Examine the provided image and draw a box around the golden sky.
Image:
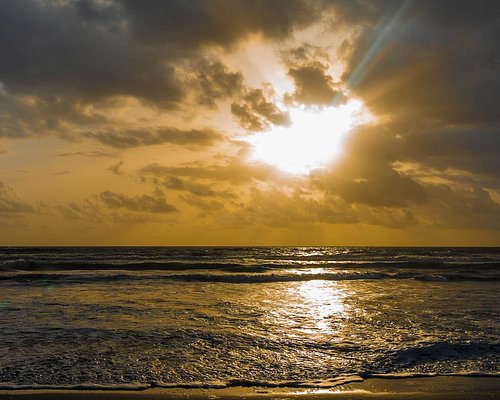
[0,0,499,245]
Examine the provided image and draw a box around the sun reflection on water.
[269,280,347,338]
[297,280,346,335]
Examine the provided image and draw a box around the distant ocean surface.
[0,247,499,390]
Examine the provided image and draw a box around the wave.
[0,271,500,285]
[1,270,499,284]
[389,341,500,365]
[0,259,270,272]
[1,258,500,273]
[166,272,500,283]
[1,372,499,391]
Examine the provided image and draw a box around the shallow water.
[0,247,499,387]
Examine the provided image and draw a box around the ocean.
[0,247,498,390]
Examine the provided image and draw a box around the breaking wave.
[1,372,499,391]
[1,270,499,284]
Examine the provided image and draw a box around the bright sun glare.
[245,99,371,174]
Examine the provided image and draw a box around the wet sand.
[0,377,499,400]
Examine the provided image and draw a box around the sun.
[244,99,371,174]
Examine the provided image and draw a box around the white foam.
[0,383,151,390]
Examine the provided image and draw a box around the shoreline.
[1,377,499,400]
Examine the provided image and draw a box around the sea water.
[0,247,499,389]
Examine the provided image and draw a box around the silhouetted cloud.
[283,44,346,106]
[286,63,345,106]
[231,87,290,131]
[194,60,244,108]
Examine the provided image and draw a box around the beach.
[1,377,499,399]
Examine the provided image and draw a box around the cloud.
[0,182,33,215]
[0,0,182,107]
[292,0,500,234]
[0,0,323,145]
[283,44,346,106]
[140,156,281,185]
[120,0,320,49]
[108,161,124,176]
[231,86,290,131]
[85,127,223,148]
[327,0,400,26]
[415,185,500,231]
[194,60,244,108]
[182,195,226,214]
[163,176,218,197]
[313,170,426,208]
[99,189,177,213]
[341,0,500,125]
[0,91,111,140]
[58,150,115,158]
[0,0,320,109]
[215,187,418,230]
[394,126,500,183]
[56,199,103,222]
[308,119,500,231]
[286,63,345,106]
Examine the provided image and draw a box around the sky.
[0,0,499,246]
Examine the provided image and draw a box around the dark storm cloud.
[120,0,320,49]
[231,87,290,131]
[0,0,320,108]
[85,128,223,149]
[341,0,500,125]
[326,0,401,26]
[0,0,182,107]
[99,190,177,213]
